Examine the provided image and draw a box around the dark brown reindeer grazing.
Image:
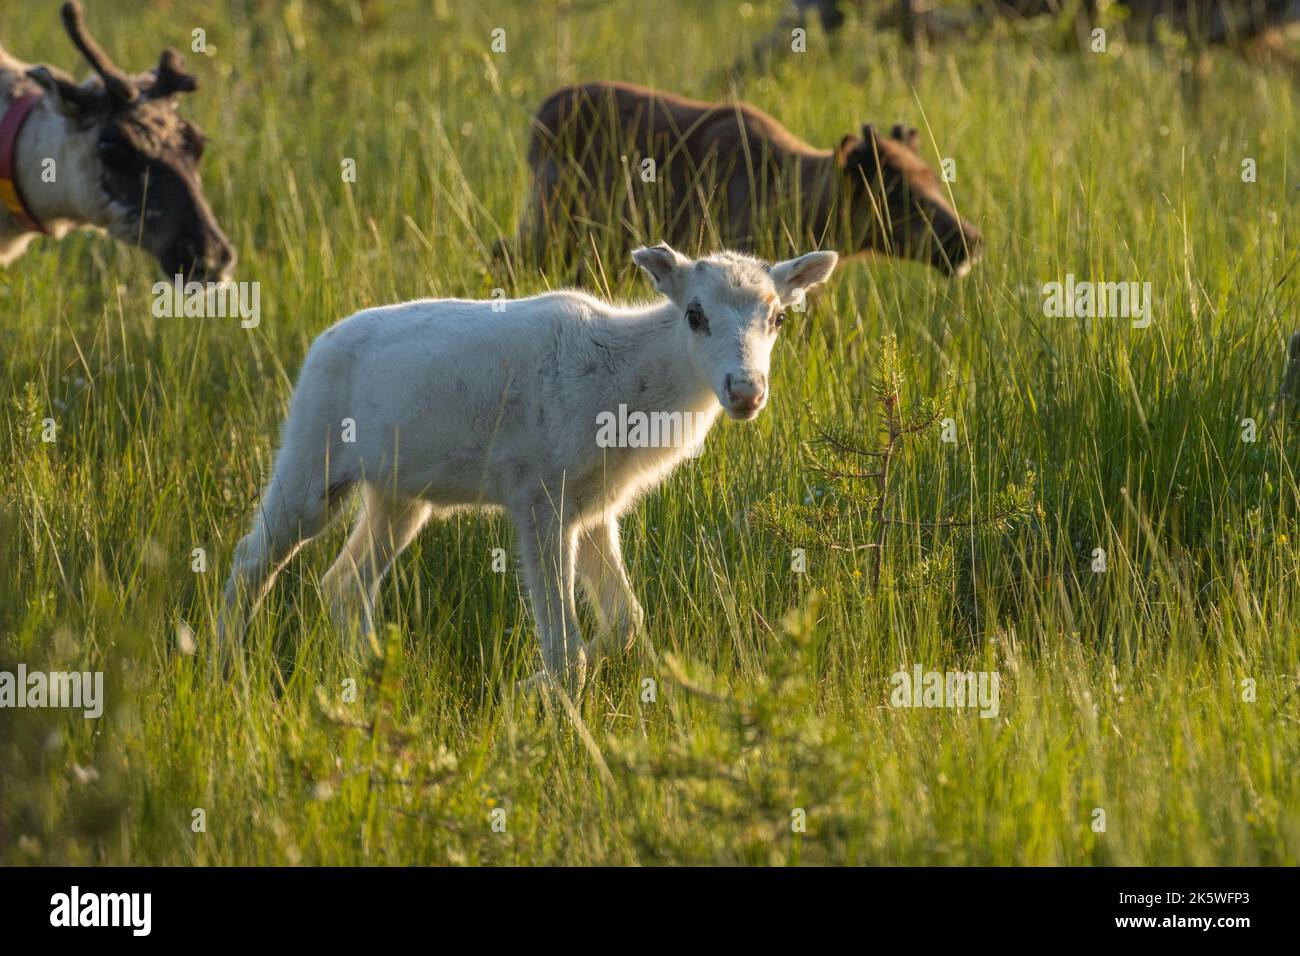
[0,2,234,281]
[515,81,981,280]
[1271,331,1300,425]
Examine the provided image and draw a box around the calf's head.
[632,243,838,420]
[835,123,981,277]
[24,2,234,281]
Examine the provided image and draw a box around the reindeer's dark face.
[835,124,982,276]
[25,2,234,283]
[94,103,232,282]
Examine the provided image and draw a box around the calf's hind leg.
[321,486,434,643]
[220,466,348,643]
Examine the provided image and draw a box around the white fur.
[0,48,117,266]
[221,244,837,689]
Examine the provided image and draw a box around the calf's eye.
[685,302,709,334]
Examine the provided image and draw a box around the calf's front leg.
[511,499,588,691]
[576,515,645,664]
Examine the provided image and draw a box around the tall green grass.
[1,0,1297,864]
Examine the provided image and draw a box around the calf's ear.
[771,251,839,306]
[27,66,102,121]
[632,243,692,300]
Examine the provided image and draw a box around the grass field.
[2,0,1299,865]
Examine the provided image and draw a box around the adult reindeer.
[516,82,981,281]
[0,2,234,280]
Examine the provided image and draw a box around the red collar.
[0,94,49,235]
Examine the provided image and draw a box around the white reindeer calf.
[221,243,837,688]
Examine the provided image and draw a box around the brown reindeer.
[0,2,234,281]
[515,81,981,280]
[1271,331,1300,424]
[887,1,1300,66]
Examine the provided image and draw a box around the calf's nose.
[725,373,767,412]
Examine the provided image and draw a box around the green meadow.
[2,0,1298,865]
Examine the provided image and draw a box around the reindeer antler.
[61,1,138,104]
[148,48,199,99]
